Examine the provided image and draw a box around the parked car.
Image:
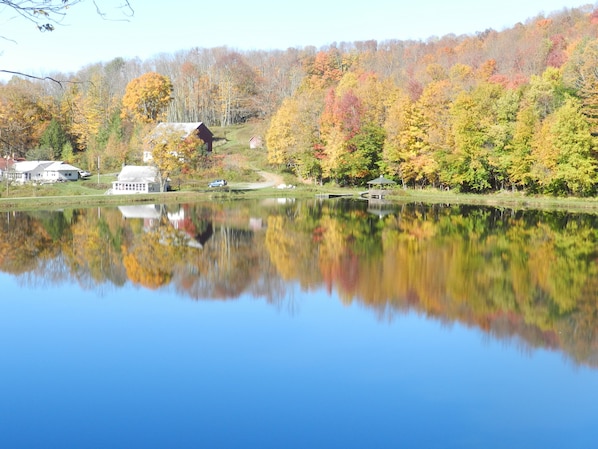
[208,179,227,188]
[79,170,92,179]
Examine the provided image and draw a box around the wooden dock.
[315,193,355,199]
[359,189,388,199]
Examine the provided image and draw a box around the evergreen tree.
[40,119,69,160]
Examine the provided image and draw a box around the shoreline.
[2,187,598,213]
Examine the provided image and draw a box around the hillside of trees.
[3,4,598,195]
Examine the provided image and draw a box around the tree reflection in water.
[2,199,598,367]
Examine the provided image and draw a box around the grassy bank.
[0,182,317,212]
[4,181,598,214]
[386,188,598,213]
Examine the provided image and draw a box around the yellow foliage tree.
[266,97,298,165]
[145,128,201,191]
[121,72,173,124]
[62,76,104,151]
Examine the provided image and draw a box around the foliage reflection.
[2,199,598,367]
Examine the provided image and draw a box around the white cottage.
[7,161,49,183]
[43,162,80,182]
[111,165,163,194]
[6,161,81,183]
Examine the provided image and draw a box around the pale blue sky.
[0,0,594,79]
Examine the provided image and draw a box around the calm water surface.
[1,199,597,448]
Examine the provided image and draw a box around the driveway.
[232,170,284,190]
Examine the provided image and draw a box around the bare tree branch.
[0,69,93,87]
[1,1,135,79]
[0,1,134,32]
[93,0,134,21]
[1,0,84,31]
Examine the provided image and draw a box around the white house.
[43,162,80,182]
[6,161,48,183]
[5,161,81,184]
[111,165,164,194]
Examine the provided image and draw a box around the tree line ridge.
[2,4,598,195]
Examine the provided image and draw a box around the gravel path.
[232,170,285,190]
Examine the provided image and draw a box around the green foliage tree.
[61,141,74,164]
[508,104,538,191]
[344,123,385,184]
[443,90,492,191]
[530,97,598,196]
[40,118,69,160]
[486,87,520,190]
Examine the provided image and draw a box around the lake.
[1,198,598,448]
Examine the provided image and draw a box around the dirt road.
[233,170,285,190]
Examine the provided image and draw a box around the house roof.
[45,162,80,172]
[12,161,81,173]
[152,122,209,139]
[12,161,53,172]
[117,165,159,182]
[118,205,161,219]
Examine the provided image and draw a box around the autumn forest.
[3,5,598,195]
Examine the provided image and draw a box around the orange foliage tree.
[121,72,173,124]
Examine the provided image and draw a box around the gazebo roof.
[367,175,396,186]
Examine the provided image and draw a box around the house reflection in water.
[118,205,162,231]
[167,208,213,249]
[118,204,214,248]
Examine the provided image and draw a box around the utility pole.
[3,155,9,197]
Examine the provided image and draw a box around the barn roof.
[150,122,213,140]
[155,122,204,136]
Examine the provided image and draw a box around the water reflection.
[2,199,598,367]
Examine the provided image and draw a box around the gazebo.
[366,175,396,199]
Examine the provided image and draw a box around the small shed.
[249,136,263,149]
[366,175,396,199]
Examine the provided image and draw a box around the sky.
[0,0,595,80]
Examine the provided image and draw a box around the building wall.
[111,181,161,194]
[44,170,78,181]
